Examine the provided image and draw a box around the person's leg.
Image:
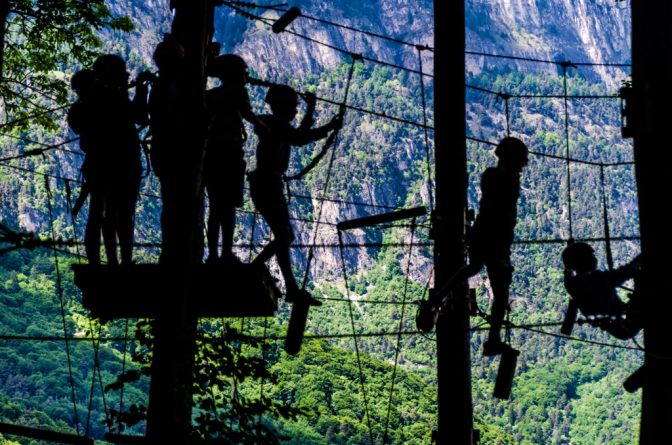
[85,192,103,264]
[115,175,139,266]
[206,184,222,262]
[483,260,513,355]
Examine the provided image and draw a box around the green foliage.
[1,0,133,131]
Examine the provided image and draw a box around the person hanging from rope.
[249,84,342,306]
[203,54,267,264]
[417,136,529,356]
[78,55,144,265]
[562,242,642,340]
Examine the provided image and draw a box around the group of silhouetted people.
[69,41,642,337]
[416,136,643,357]
[69,37,341,306]
[68,55,144,266]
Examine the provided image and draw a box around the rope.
[417,47,434,212]
[382,218,417,443]
[600,165,615,271]
[465,50,632,68]
[0,103,70,130]
[337,230,375,445]
[0,137,80,162]
[300,55,359,291]
[562,64,574,240]
[117,319,130,433]
[44,177,82,435]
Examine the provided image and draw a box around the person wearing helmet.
[417,136,529,356]
[562,242,641,338]
[248,83,342,306]
[204,54,266,264]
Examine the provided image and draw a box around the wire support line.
[285,190,406,211]
[0,137,81,162]
[0,331,427,343]
[467,136,635,167]
[316,296,421,306]
[513,235,640,245]
[225,3,433,78]
[309,94,433,130]
[512,324,643,351]
[465,50,632,68]
[0,132,84,156]
[466,84,620,100]
[337,230,375,445]
[241,2,435,51]
[383,219,417,443]
[0,104,70,130]
[44,177,82,436]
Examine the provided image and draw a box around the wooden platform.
[72,262,280,320]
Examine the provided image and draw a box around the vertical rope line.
[504,97,511,137]
[301,56,359,290]
[382,218,417,443]
[417,47,434,212]
[44,176,81,435]
[562,65,574,239]
[117,319,130,433]
[337,230,375,445]
[256,316,269,432]
[64,178,109,435]
[600,165,614,271]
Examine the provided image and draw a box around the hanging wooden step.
[72,262,280,320]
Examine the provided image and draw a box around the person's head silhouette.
[562,242,597,273]
[207,54,248,86]
[495,136,529,171]
[265,84,298,121]
[154,39,185,75]
[93,54,129,90]
[71,69,96,99]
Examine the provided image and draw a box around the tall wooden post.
[145,1,210,443]
[630,3,672,443]
[433,1,473,444]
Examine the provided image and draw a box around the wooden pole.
[433,0,473,443]
[630,3,672,443]
[145,1,210,443]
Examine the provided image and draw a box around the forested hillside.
[0,1,641,444]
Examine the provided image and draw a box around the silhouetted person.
[249,84,341,306]
[562,242,642,339]
[204,54,265,264]
[417,137,529,356]
[68,69,96,218]
[139,38,188,263]
[83,54,143,265]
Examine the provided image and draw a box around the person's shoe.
[416,300,439,332]
[483,339,509,357]
[286,289,322,307]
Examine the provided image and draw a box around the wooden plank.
[72,262,280,320]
